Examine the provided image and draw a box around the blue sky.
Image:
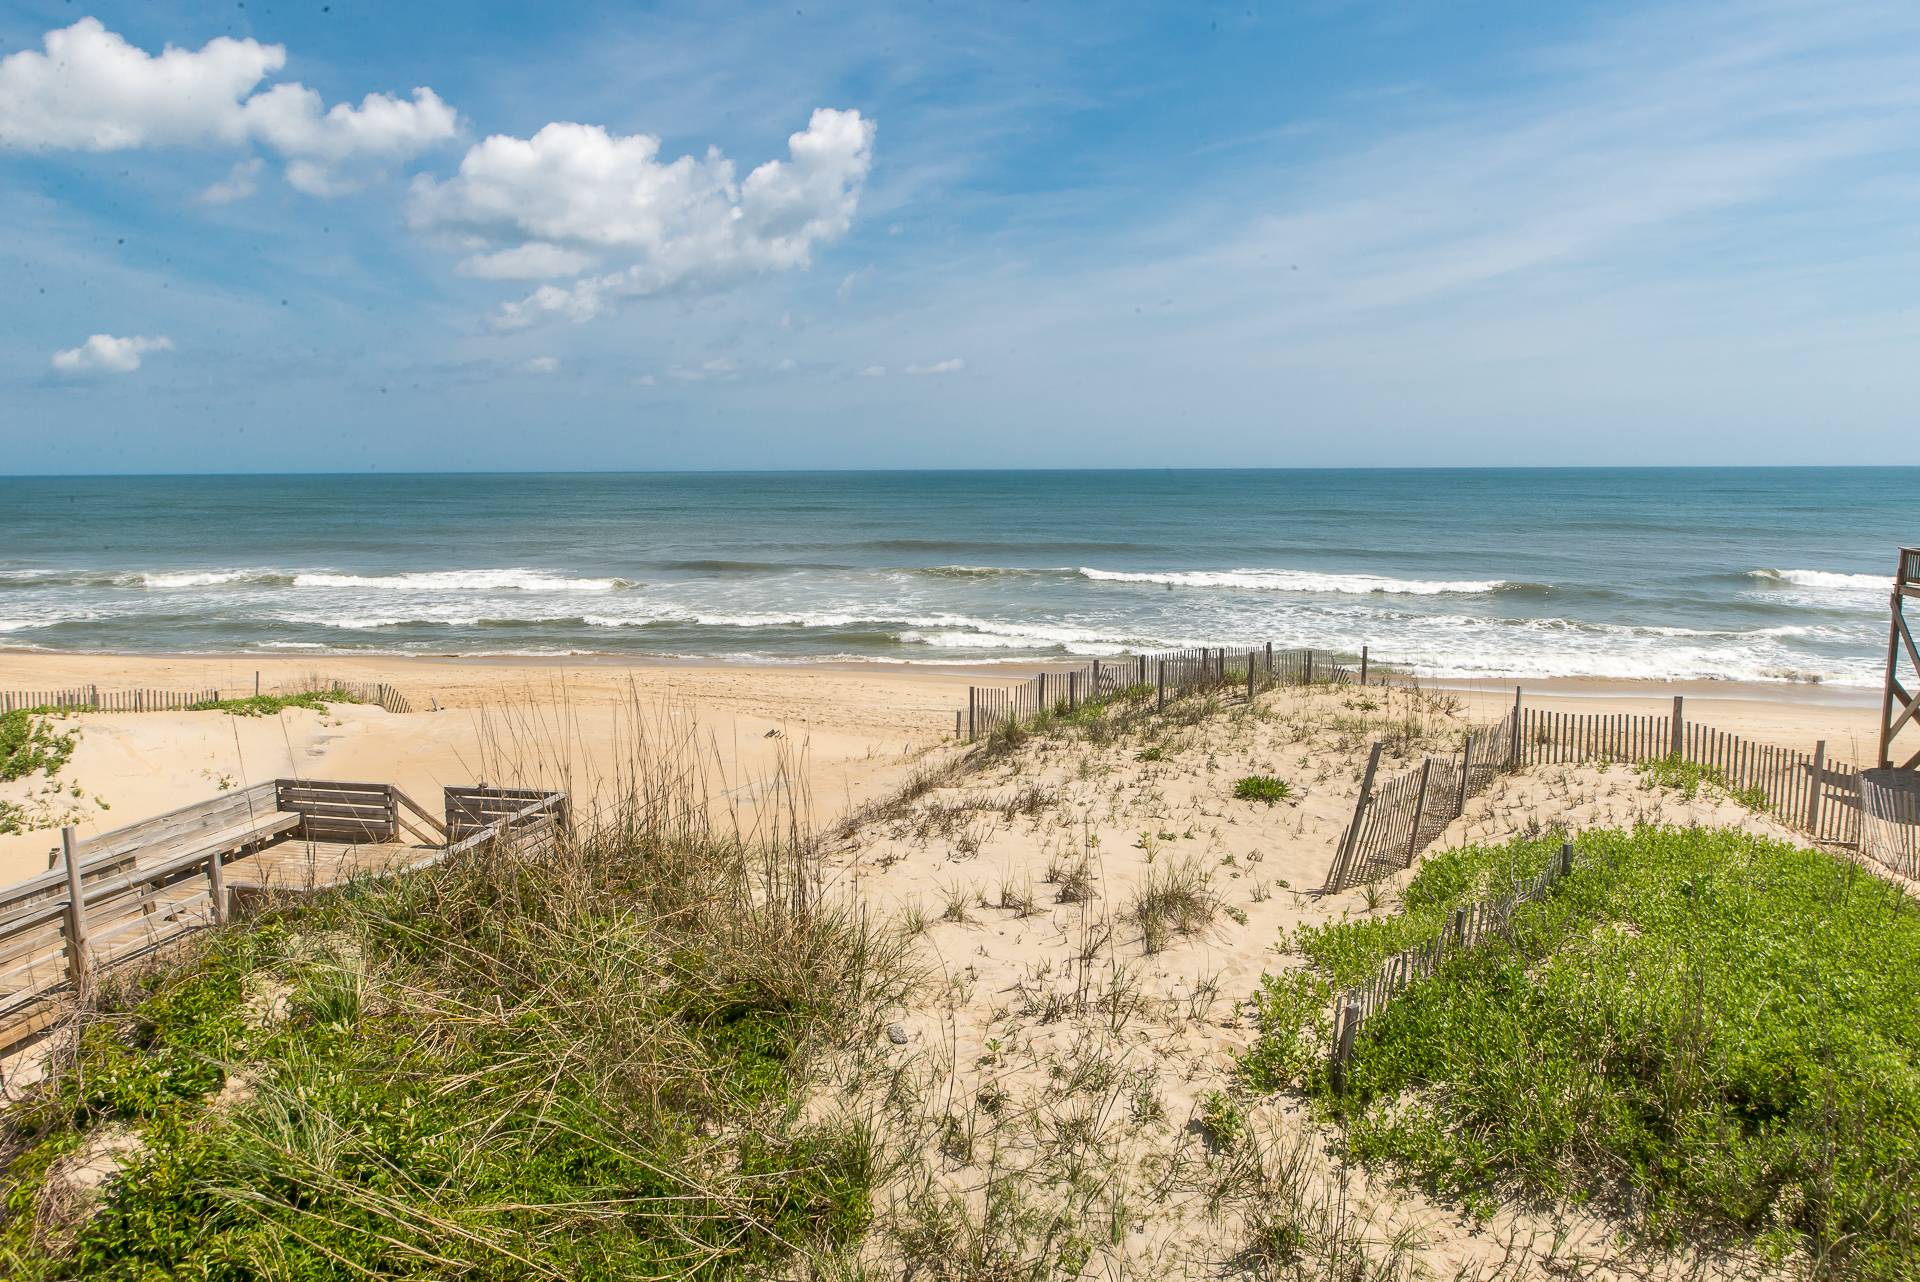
[3,0,1918,473]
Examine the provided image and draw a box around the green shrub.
[1243,827,1920,1278]
[186,688,361,717]
[0,708,76,781]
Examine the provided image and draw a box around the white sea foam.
[140,570,281,588]
[291,569,630,592]
[1077,567,1511,595]
[1745,568,1888,595]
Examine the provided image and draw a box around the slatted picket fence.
[0,687,219,713]
[1860,768,1920,880]
[0,678,410,716]
[964,643,1362,741]
[1328,841,1580,1089]
[1324,691,1867,892]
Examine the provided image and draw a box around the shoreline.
[0,644,1883,707]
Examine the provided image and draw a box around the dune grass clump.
[0,721,907,1280]
[1242,827,1920,1279]
[1125,854,1219,953]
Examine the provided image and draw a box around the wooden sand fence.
[1,687,219,714]
[1860,768,1920,880]
[1328,840,1581,1091]
[1,677,410,716]
[964,643,1364,741]
[1323,691,1865,893]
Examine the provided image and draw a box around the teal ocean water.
[1,469,1912,687]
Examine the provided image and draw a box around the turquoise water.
[1,469,1913,686]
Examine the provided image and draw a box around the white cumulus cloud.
[410,108,875,327]
[199,157,262,204]
[858,364,886,378]
[523,355,560,374]
[51,333,174,374]
[0,19,455,195]
[905,357,965,375]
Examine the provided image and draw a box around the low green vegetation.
[1231,774,1292,805]
[185,687,361,717]
[1242,827,1920,1279]
[0,760,905,1279]
[1,709,77,782]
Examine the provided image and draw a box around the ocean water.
[1,469,1912,687]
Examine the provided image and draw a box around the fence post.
[1670,696,1685,757]
[1404,758,1433,865]
[1331,998,1361,1093]
[1559,840,1574,877]
[1091,659,1101,696]
[1330,742,1385,891]
[968,688,977,741]
[60,826,92,999]
[1246,652,1256,703]
[1068,670,1078,710]
[1157,661,1166,712]
[1359,645,1369,686]
[1456,731,1474,817]
[1806,740,1826,833]
[1038,672,1047,712]
[1509,687,1523,768]
[1451,907,1467,945]
[1265,640,1273,673]
[1306,649,1315,684]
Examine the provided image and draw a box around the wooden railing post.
[1559,840,1574,877]
[208,850,228,925]
[1306,649,1315,684]
[60,826,93,998]
[1246,651,1256,702]
[1670,696,1685,757]
[1359,645,1369,686]
[1157,660,1166,712]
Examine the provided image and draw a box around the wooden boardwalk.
[0,779,564,1060]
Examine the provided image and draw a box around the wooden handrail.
[443,794,564,858]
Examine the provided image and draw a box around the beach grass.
[0,716,909,1279]
[1241,827,1920,1279]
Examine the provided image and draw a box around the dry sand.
[0,652,1001,883]
[828,679,1823,1278]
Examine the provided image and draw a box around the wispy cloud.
[51,333,173,374]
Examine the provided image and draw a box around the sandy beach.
[0,652,993,884]
[0,648,1884,886]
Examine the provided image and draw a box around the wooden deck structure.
[1879,547,1920,771]
[0,779,564,1057]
